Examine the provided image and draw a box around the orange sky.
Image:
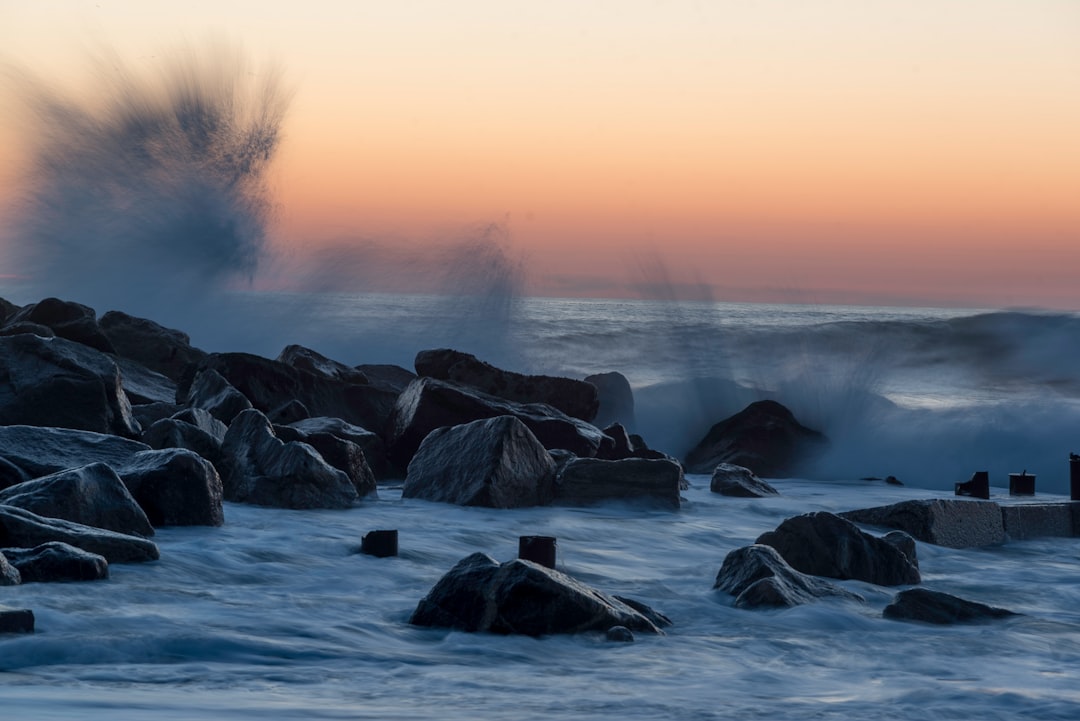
[2,1,1079,308]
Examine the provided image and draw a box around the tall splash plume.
[4,42,290,325]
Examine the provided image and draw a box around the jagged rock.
[181,368,253,424]
[0,504,159,563]
[356,364,416,394]
[756,511,920,586]
[114,449,224,527]
[275,424,376,499]
[0,334,140,437]
[684,400,825,476]
[267,399,310,424]
[410,552,664,636]
[882,531,918,565]
[415,348,599,422]
[0,551,19,585]
[0,321,54,338]
[710,463,779,497]
[131,402,184,429]
[142,418,225,472]
[179,352,399,436]
[0,463,153,537]
[9,297,114,353]
[599,422,633,460]
[277,344,368,384]
[840,499,1006,549]
[220,409,357,509]
[0,297,21,324]
[387,377,607,467]
[1,542,108,582]
[585,371,636,430]
[0,607,34,633]
[113,356,177,405]
[714,544,864,609]
[0,425,149,480]
[554,457,682,509]
[287,416,389,480]
[404,416,555,508]
[884,588,1017,625]
[99,310,206,382]
[0,458,30,492]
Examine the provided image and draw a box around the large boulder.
[287,416,389,480]
[275,424,376,499]
[684,400,825,476]
[114,449,224,527]
[554,457,682,509]
[884,588,1017,625]
[387,377,607,467]
[0,426,149,480]
[410,552,664,636]
[0,334,140,437]
[0,458,30,492]
[277,344,369,384]
[8,297,114,353]
[0,463,154,537]
[113,356,177,405]
[99,310,207,382]
[415,348,599,422]
[0,504,159,563]
[1,542,109,582]
[710,463,779,497]
[404,416,555,508]
[179,352,399,436]
[0,551,19,585]
[841,499,1006,549]
[714,544,864,609]
[756,511,921,586]
[141,407,228,471]
[219,409,357,509]
[181,368,253,424]
[585,371,636,430]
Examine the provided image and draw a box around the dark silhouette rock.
[287,416,390,480]
[882,531,918,565]
[0,504,159,563]
[181,368,253,424]
[598,422,633,460]
[585,371,636,430]
[0,426,149,479]
[404,416,556,508]
[275,424,376,499]
[142,418,225,472]
[0,463,153,537]
[684,400,825,476]
[884,588,1017,625]
[0,297,21,325]
[955,470,990,500]
[99,310,206,382]
[266,399,310,424]
[220,409,357,509]
[113,356,177,405]
[0,457,30,492]
[554,457,682,509]
[840,499,1006,549]
[355,364,416,394]
[0,334,140,437]
[0,321,54,338]
[415,348,599,422]
[1,542,108,582]
[114,449,224,527]
[131,402,184,429]
[410,552,664,636]
[710,463,779,497]
[171,407,228,442]
[756,511,920,586]
[714,544,864,609]
[0,607,34,633]
[0,551,19,585]
[606,626,635,642]
[387,377,606,467]
[277,344,368,384]
[9,297,114,353]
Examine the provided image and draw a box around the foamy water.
[4,479,1080,720]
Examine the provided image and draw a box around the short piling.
[1009,471,1035,496]
[956,471,990,500]
[518,535,557,569]
[360,529,398,558]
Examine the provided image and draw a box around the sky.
[1,0,1079,309]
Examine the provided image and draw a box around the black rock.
[554,457,682,509]
[131,402,185,429]
[710,463,779,497]
[0,606,34,634]
[113,356,177,405]
[276,344,369,384]
[181,368,253,424]
[355,364,416,394]
[275,424,376,499]
[884,588,1017,625]
[114,449,224,527]
[1,542,109,582]
[585,371,636,431]
[9,297,114,353]
[0,551,19,585]
[0,504,159,563]
[287,416,390,480]
[684,400,825,476]
[99,310,207,382]
[606,626,635,642]
[0,425,149,479]
[142,417,225,472]
[714,544,864,609]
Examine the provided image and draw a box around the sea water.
[3,294,1080,719]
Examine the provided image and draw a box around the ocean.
[3,293,1080,719]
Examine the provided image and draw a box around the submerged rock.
[714,544,863,609]
[710,463,779,497]
[884,588,1017,625]
[0,606,34,634]
[1,542,109,583]
[410,552,664,636]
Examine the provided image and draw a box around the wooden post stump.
[518,535,557,569]
[360,529,398,558]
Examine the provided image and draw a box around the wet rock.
[113,356,177,405]
[9,297,114,353]
[287,416,390,480]
[181,368,253,424]
[606,626,635,642]
[710,463,779,497]
[142,417,225,472]
[355,364,416,394]
[840,499,1006,549]
[410,552,664,636]
[387,377,606,467]
[714,544,864,609]
[598,422,633,460]
[267,399,310,425]
[277,344,368,384]
[0,426,149,479]
[415,348,599,422]
[114,449,224,527]
[684,400,825,476]
[585,371,636,430]
[98,310,207,382]
[0,463,153,537]
[275,424,376,499]
[1,542,108,582]
[131,402,184,429]
[0,321,54,338]
[220,409,357,509]
[0,458,30,492]
[0,607,34,634]
[0,334,140,437]
[756,511,920,586]
[884,588,1017,625]
[554,457,682,509]
[0,551,19,585]
[404,416,555,508]
[0,504,159,563]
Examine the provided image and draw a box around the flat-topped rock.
[841,498,1006,548]
[1000,503,1077,541]
[1,542,109,582]
[554,457,682,509]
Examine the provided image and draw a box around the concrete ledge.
[1000,503,1076,541]
[842,499,1006,549]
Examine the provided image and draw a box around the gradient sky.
[2,1,1079,308]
